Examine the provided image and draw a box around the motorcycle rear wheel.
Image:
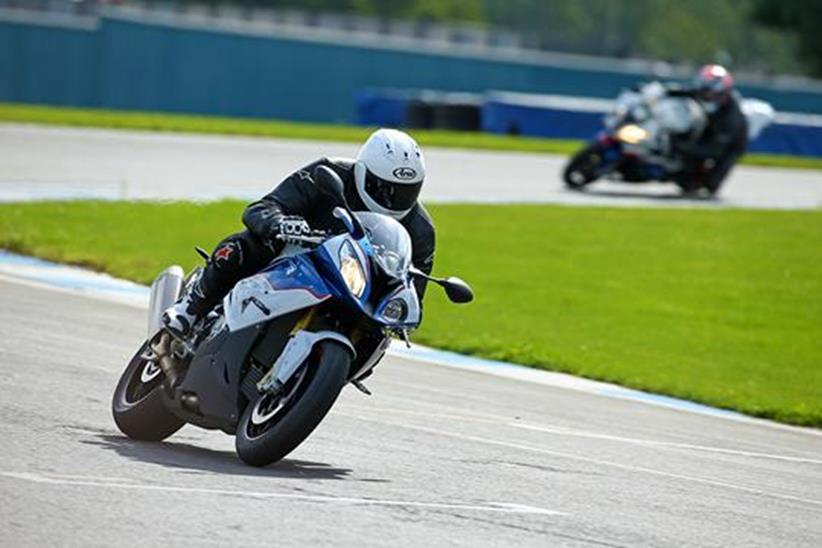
[235,340,350,467]
[112,342,185,441]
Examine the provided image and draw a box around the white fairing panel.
[224,274,329,332]
[269,330,356,386]
[653,97,704,134]
[378,284,420,326]
[741,99,775,140]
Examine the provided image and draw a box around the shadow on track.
[84,434,385,482]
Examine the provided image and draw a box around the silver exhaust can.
[147,265,185,338]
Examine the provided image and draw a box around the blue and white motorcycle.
[112,167,473,466]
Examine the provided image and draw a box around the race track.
[1,124,821,208]
[1,277,820,547]
[1,123,821,546]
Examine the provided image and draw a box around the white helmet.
[354,129,425,219]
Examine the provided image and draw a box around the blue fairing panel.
[260,254,333,299]
[224,255,332,332]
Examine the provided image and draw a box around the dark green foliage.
[753,0,822,76]
[179,0,816,76]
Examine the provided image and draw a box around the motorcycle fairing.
[224,255,332,332]
[374,282,420,328]
[312,233,373,306]
[260,329,356,392]
[175,324,260,432]
[350,336,392,382]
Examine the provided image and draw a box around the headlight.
[339,242,366,297]
[382,298,408,323]
[616,124,649,144]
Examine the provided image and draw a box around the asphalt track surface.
[1,277,821,547]
[2,124,822,208]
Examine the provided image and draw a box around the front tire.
[112,342,185,441]
[563,144,606,190]
[235,341,350,467]
[703,177,724,197]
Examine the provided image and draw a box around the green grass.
[1,200,820,426]
[0,102,579,156]
[2,102,821,170]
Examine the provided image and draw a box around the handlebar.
[274,230,329,247]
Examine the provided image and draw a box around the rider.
[162,128,435,338]
[666,64,748,193]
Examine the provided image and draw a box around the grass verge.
[2,102,821,170]
[1,200,820,426]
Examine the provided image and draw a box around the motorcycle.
[112,166,474,467]
[563,82,774,195]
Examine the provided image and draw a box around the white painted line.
[511,423,822,465]
[339,412,822,508]
[340,404,822,465]
[0,471,565,516]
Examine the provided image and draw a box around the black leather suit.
[667,89,749,191]
[194,158,436,315]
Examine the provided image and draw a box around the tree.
[753,0,822,76]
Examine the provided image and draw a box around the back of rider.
[663,88,748,190]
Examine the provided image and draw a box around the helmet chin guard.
[354,129,425,219]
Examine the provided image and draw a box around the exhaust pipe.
[147,265,185,339]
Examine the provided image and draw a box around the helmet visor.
[694,72,729,103]
[364,171,422,212]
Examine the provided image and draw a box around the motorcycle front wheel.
[235,340,350,467]
[112,342,185,441]
[563,144,607,190]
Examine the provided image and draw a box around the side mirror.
[409,268,475,304]
[314,165,365,238]
[332,207,357,235]
[313,165,348,208]
[440,277,474,304]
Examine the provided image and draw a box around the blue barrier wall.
[3,12,822,124]
[0,18,99,107]
[480,99,822,157]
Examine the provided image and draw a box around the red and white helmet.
[354,129,426,219]
[694,64,734,112]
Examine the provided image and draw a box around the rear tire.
[235,341,350,467]
[563,144,605,190]
[112,342,185,441]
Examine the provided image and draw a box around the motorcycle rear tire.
[112,342,185,441]
[235,340,350,467]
